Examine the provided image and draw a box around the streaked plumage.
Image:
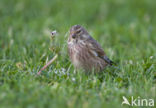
[68,25,114,72]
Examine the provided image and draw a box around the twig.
[37,54,58,75]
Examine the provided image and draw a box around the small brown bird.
[68,25,114,72]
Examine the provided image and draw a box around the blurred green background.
[0,0,156,108]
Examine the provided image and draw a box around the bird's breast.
[69,43,86,68]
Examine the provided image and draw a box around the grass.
[0,0,156,108]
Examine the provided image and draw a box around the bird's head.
[69,25,89,41]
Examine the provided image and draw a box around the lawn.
[0,0,156,108]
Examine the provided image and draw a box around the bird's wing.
[86,36,114,65]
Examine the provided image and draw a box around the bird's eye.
[76,30,81,34]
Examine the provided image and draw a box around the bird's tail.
[103,55,116,66]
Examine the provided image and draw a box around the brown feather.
[68,25,114,72]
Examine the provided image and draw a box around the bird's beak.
[71,34,76,38]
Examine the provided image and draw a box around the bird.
[122,96,130,105]
[67,25,114,72]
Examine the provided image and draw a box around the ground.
[0,0,156,108]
